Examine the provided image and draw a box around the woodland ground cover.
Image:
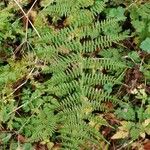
[0,0,150,149]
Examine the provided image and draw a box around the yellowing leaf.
[142,119,150,127]
[145,126,150,135]
[47,142,54,149]
[41,0,54,7]
[140,132,145,139]
[111,130,128,139]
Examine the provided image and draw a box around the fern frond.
[60,92,81,107]
[82,34,127,52]
[79,18,125,39]
[59,120,101,149]
[84,86,119,103]
[90,1,106,15]
[53,80,79,96]
[1,0,129,148]
[83,58,126,70]
[29,109,57,142]
[84,73,117,86]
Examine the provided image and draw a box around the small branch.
[117,140,133,150]
[13,0,41,38]
[125,0,138,10]
[27,0,38,15]
[25,16,29,41]
[8,96,38,115]
[25,0,38,40]
[3,67,35,101]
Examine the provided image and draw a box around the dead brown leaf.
[17,134,26,143]
[144,140,150,150]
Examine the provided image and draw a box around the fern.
[27,0,129,148]
[0,0,129,149]
[29,108,57,142]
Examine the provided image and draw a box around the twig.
[125,0,138,10]
[13,0,41,38]
[25,16,29,41]
[117,140,133,150]
[27,0,38,15]
[8,95,38,115]
[13,40,26,54]
[25,0,38,40]
[3,67,35,101]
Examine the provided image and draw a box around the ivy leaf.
[140,38,150,53]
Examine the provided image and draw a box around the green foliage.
[140,37,150,53]
[130,2,150,42]
[0,2,25,55]
[114,87,150,141]
[0,0,150,149]
[115,103,136,121]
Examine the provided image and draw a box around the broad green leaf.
[140,38,150,53]
[108,7,126,19]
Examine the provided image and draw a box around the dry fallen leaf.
[144,140,150,150]
[111,130,128,139]
[17,134,26,143]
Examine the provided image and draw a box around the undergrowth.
[0,0,150,150]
